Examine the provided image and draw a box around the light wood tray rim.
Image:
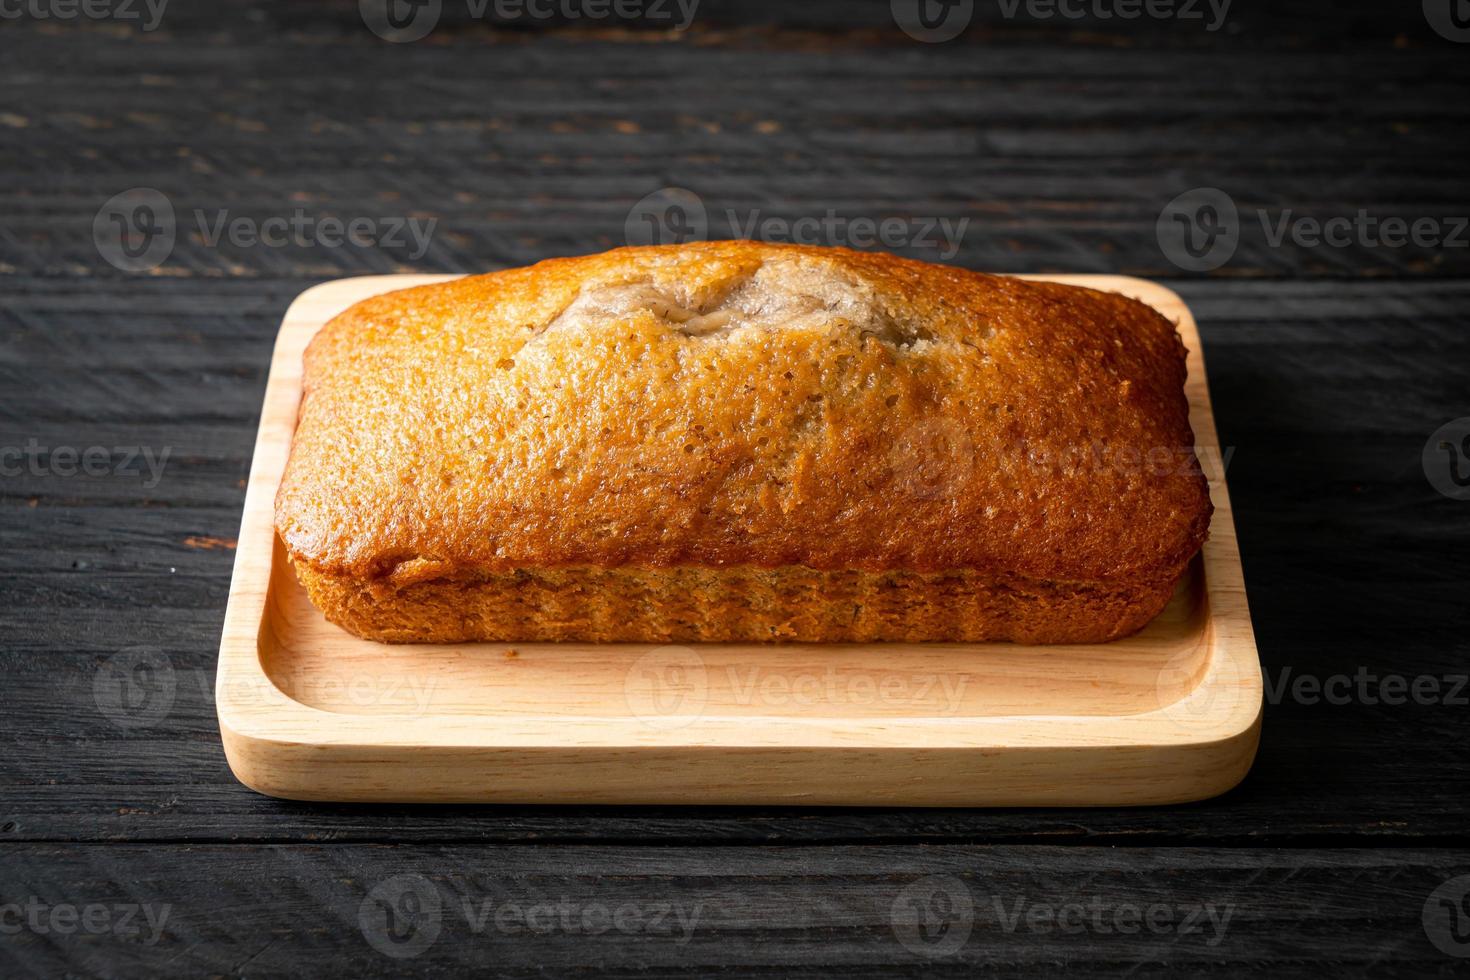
[216,272,1262,805]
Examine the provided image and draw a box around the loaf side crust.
[294,561,1183,645]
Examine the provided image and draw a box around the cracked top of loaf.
[275,242,1210,587]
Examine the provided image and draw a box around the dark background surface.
[3,0,1469,975]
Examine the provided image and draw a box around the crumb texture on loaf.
[275,242,1210,642]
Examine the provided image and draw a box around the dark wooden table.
[3,1,1468,975]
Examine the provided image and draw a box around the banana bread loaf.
[275,242,1211,644]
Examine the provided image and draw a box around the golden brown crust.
[275,242,1211,643]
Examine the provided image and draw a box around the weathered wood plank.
[0,1,1467,971]
[1,845,1466,977]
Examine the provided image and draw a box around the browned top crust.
[276,242,1210,588]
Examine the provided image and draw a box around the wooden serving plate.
[217,273,1261,806]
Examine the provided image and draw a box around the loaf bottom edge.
[291,563,1182,646]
